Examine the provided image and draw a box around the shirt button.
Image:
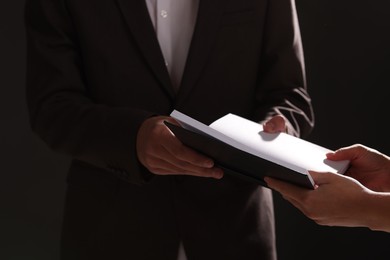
[160,10,168,18]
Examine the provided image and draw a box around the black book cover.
[164,121,315,189]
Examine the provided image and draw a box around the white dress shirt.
[145,1,199,259]
[145,0,199,91]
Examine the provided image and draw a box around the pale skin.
[136,114,287,179]
[265,144,390,233]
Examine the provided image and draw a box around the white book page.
[170,110,251,150]
[210,114,349,174]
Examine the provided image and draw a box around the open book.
[164,110,350,189]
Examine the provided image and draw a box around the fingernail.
[204,160,214,168]
[214,169,223,179]
[267,122,275,131]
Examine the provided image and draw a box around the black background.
[1,1,389,259]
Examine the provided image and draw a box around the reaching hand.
[265,143,390,231]
[265,171,376,228]
[327,144,390,192]
[136,116,224,179]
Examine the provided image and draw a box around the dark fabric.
[24,0,314,259]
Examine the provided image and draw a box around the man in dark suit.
[25,0,314,259]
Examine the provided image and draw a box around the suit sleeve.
[254,0,314,138]
[24,0,153,185]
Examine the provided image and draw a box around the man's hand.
[263,115,287,133]
[136,116,224,179]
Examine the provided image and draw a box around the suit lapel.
[176,0,227,105]
[116,0,175,99]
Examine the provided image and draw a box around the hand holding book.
[136,115,223,179]
[165,110,350,189]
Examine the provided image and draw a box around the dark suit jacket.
[25,0,314,259]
